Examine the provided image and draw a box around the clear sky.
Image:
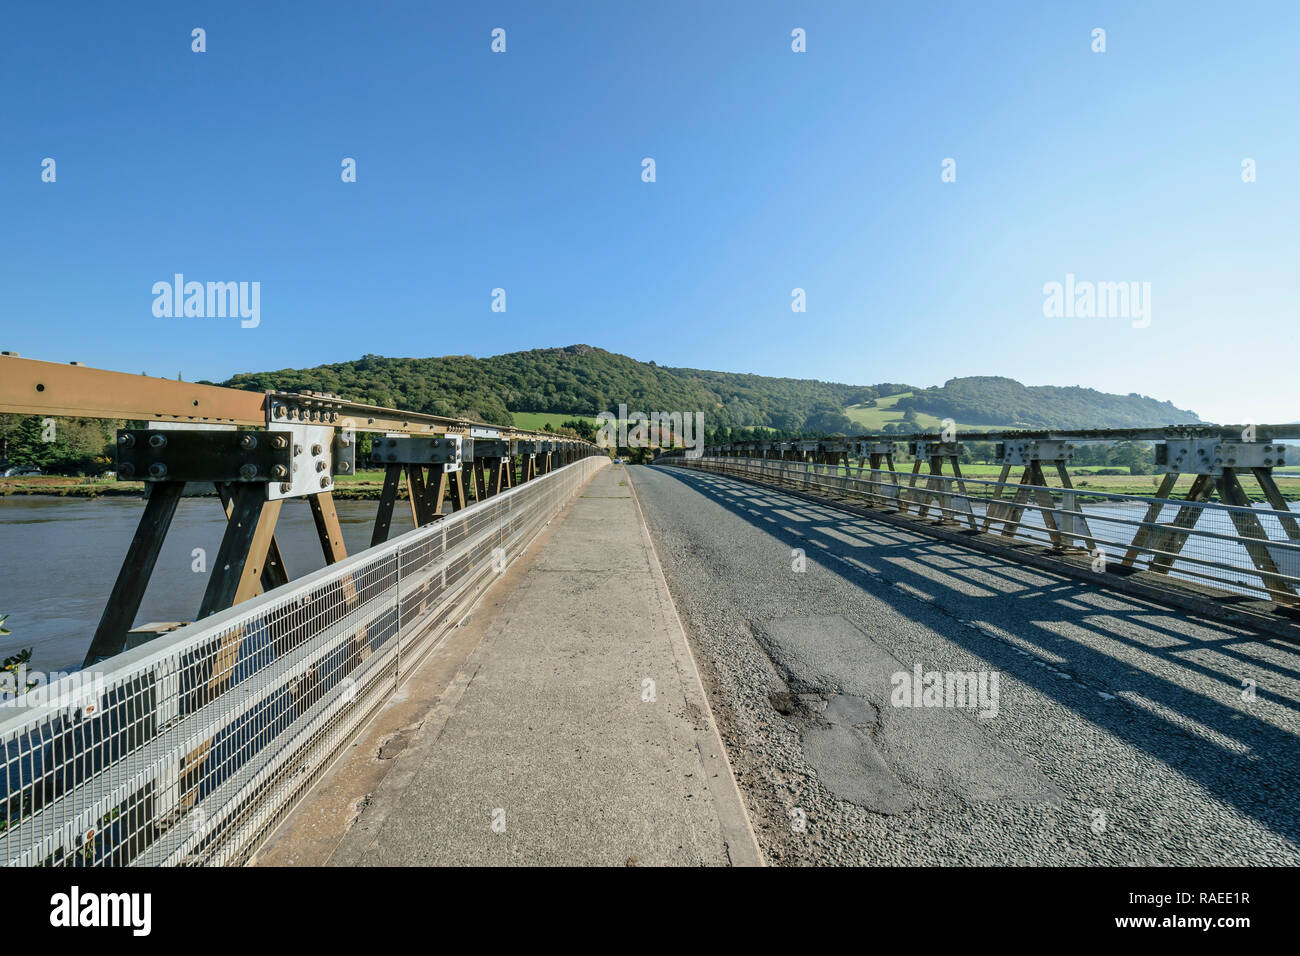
[1,1,1296,424]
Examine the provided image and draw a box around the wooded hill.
[217,346,1202,434]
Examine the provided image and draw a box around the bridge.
[1,354,1297,866]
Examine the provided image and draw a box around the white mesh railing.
[0,455,607,867]
[665,456,1300,607]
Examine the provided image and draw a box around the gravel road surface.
[629,464,1300,865]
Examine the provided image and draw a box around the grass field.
[843,392,1015,434]
[507,410,599,432]
[812,462,1300,501]
[0,475,131,497]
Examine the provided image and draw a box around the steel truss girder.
[1157,439,1289,476]
[997,440,1076,466]
[0,355,600,452]
[115,424,352,499]
[370,435,463,471]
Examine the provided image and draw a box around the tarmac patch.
[760,614,1063,811]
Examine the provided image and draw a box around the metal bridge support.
[812,441,850,476]
[84,422,355,668]
[854,441,903,507]
[904,441,977,529]
[982,440,1094,552]
[369,434,466,544]
[537,441,555,476]
[84,479,186,666]
[517,441,540,483]
[472,438,511,501]
[1124,440,1298,604]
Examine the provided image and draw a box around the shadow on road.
[646,464,1300,848]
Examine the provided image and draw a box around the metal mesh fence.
[667,457,1300,606]
[0,455,607,867]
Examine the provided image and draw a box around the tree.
[561,418,596,442]
[1,615,37,701]
[0,415,116,474]
[803,403,855,435]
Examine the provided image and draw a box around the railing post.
[395,547,403,681]
[1060,489,1076,551]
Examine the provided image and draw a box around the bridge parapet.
[666,455,1300,616]
[0,455,609,868]
[0,355,602,668]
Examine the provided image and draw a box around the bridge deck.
[259,464,761,866]
[630,464,1300,866]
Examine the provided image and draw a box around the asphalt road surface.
[629,464,1300,866]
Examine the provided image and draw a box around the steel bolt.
[272,464,288,478]
[315,460,327,472]
[293,444,303,457]
[148,433,168,449]
[239,464,258,480]
[148,462,168,479]
[280,482,291,493]
[319,476,330,489]
[119,433,136,448]
[118,462,135,478]
[239,434,257,450]
[339,462,351,473]
[311,443,323,456]
[270,435,288,449]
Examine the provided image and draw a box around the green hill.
[843,392,1022,434]
[894,376,1200,430]
[218,346,1201,435]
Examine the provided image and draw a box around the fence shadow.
[648,464,1300,848]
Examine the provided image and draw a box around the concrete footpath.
[326,464,763,866]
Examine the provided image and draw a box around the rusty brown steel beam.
[0,354,597,445]
[0,355,265,424]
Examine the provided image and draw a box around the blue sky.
[1,1,1296,424]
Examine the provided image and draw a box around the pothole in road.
[377,729,414,761]
[768,686,915,816]
[759,615,1063,814]
[768,690,827,720]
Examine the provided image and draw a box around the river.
[0,495,415,672]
